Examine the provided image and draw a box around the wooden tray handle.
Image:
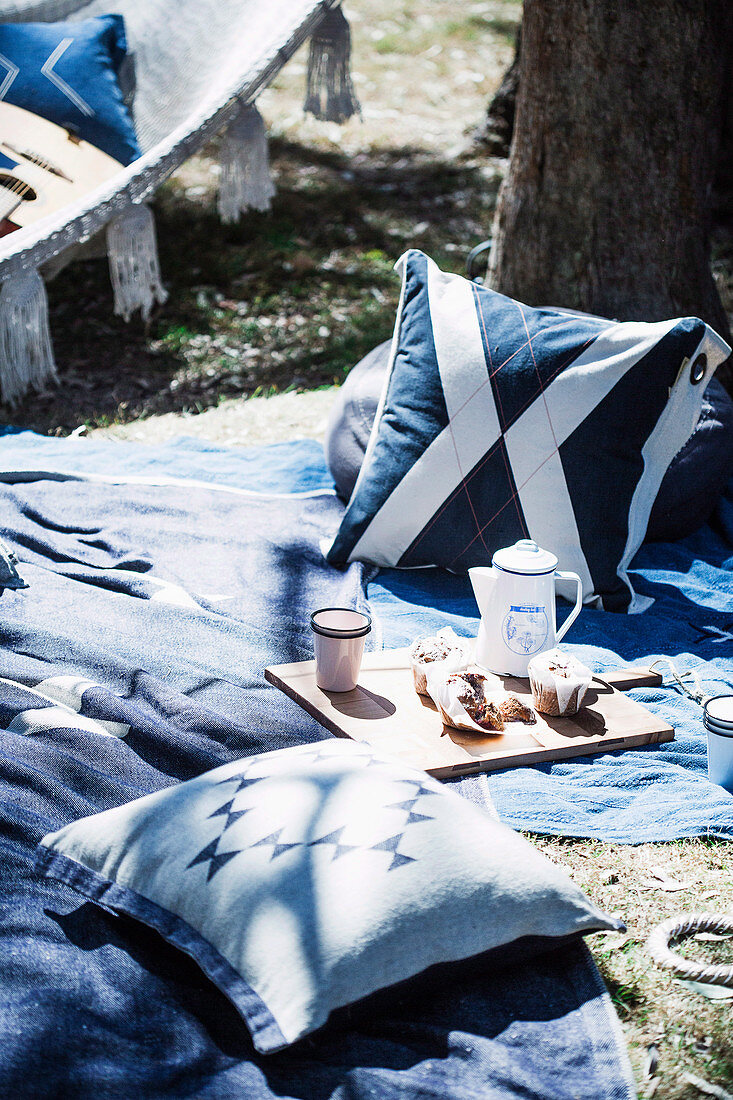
[598,667,663,691]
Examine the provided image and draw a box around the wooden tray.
[265,651,674,779]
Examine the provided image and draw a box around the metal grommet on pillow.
[691,353,707,384]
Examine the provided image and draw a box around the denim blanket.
[369,492,733,843]
[0,430,634,1100]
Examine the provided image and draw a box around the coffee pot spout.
[468,566,498,618]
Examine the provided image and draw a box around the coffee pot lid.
[492,539,558,575]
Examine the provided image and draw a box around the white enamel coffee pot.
[468,540,583,678]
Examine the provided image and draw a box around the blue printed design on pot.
[502,605,548,656]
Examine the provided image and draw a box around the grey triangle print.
[187,758,442,883]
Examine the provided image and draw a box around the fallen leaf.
[640,879,690,892]
[641,866,692,892]
[675,979,733,1001]
[599,932,631,952]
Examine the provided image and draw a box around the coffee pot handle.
[554,570,583,642]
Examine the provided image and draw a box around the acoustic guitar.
[0,102,124,237]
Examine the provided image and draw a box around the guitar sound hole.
[0,174,36,201]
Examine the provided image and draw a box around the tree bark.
[713,27,733,228]
[487,0,731,345]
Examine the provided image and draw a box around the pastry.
[453,672,506,732]
[410,627,469,695]
[431,671,505,733]
[527,648,593,716]
[430,671,539,735]
[497,693,537,725]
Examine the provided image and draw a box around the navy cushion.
[647,377,733,541]
[325,340,392,503]
[0,16,139,165]
[326,250,732,611]
[326,345,733,543]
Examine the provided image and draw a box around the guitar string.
[0,174,35,198]
[0,142,75,213]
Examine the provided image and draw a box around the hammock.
[0,0,360,404]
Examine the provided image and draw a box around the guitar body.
[0,102,124,234]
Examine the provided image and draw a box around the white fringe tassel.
[0,268,57,407]
[106,203,168,322]
[219,102,275,222]
[304,5,361,123]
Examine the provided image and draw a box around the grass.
[1,0,732,1094]
[3,139,499,434]
[533,836,733,1096]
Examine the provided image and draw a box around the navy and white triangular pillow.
[327,250,731,611]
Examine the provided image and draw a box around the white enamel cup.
[311,608,372,692]
[703,695,733,793]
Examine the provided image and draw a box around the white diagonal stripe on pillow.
[426,258,500,441]
[542,319,679,445]
[348,427,469,567]
[504,407,594,601]
[349,265,500,567]
[505,318,681,602]
[617,323,731,612]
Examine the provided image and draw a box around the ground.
[2,1,732,1096]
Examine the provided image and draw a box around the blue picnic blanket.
[0,427,731,845]
[0,430,634,1100]
[369,494,733,843]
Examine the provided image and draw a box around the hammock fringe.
[106,204,168,323]
[0,268,57,407]
[219,101,276,222]
[304,5,361,123]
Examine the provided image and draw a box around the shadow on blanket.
[33,896,618,1100]
[0,434,639,1098]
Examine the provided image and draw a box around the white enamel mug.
[704,695,733,793]
[311,608,372,692]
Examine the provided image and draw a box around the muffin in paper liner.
[527,648,593,717]
[428,670,537,735]
[409,627,470,695]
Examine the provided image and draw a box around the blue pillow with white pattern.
[327,250,731,612]
[37,739,619,1053]
[0,16,139,165]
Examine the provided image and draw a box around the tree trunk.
[713,26,733,228]
[487,0,732,348]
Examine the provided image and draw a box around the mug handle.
[554,570,583,642]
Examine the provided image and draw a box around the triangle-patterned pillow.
[37,739,619,1053]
